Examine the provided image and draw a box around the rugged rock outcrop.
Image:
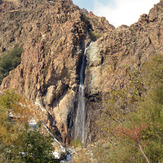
[0,0,162,143]
[0,0,114,143]
[84,0,163,141]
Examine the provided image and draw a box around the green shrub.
[0,90,55,162]
[0,46,23,84]
[89,31,102,41]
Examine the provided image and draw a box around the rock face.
[0,0,114,143]
[84,0,163,141]
[0,0,162,143]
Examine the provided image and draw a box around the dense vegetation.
[0,90,56,162]
[0,46,23,84]
[74,54,163,163]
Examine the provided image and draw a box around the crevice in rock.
[47,112,62,141]
[66,99,77,143]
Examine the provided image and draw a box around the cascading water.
[75,43,91,144]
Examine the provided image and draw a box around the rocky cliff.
[85,1,163,141]
[0,0,162,144]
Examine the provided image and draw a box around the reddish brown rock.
[0,0,162,144]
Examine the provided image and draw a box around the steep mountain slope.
[0,0,162,143]
[85,0,163,141]
[0,0,114,143]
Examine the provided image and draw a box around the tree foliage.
[0,90,56,162]
[0,90,32,146]
[8,124,55,163]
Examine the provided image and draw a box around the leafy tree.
[14,124,55,163]
[0,90,33,162]
[0,90,27,146]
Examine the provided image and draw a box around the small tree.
[17,124,55,163]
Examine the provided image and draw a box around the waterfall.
[75,43,91,144]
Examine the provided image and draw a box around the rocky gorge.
[0,0,162,146]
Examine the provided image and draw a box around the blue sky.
[73,0,160,27]
[73,0,111,11]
